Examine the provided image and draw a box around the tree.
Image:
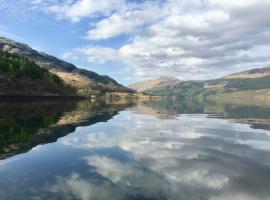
[0,60,8,72]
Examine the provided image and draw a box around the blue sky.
[1,0,270,85]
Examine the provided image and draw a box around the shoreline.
[0,95,85,102]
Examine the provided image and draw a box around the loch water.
[0,98,270,200]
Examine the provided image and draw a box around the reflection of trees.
[0,100,134,160]
[2,97,270,160]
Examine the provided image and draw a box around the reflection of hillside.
[203,101,270,131]
[135,98,204,119]
[134,104,178,119]
[0,100,134,160]
[56,100,134,126]
[2,98,270,160]
[138,98,270,131]
[208,89,270,107]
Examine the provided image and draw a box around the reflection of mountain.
[0,100,134,160]
[1,99,270,200]
[2,98,270,160]
[137,98,270,131]
[203,101,270,131]
[134,98,207,119]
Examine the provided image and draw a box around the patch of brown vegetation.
[128,76,181,92]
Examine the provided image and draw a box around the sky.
[1,0,270,85]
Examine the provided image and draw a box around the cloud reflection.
[49,111,270,200]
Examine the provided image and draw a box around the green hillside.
[146,75,270,100]
[0,51,62,84]
[0,51,76,97]
[0,37,133,97]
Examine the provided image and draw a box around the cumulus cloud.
[44,0,126,23]
[34,0,270,80]
[65,46,120,64]
[86,1,162,40]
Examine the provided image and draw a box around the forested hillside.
[0,37,133,97]
[0,51,76,97]
[0,51,62,84]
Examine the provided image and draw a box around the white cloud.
[46,0,125,22]
[209,0,269,9]
[86,3,161,40]
[34,0,270,81]
[68,46,119,64]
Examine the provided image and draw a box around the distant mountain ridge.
[128,76,181,92]
[0,37,133,97]
[140,65,270,100]
[224,66,270,79]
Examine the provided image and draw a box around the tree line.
[0,51,63,85]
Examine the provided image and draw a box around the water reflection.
[0,100,135,160]
[0,98,270,200]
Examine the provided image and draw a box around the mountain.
[0,50,78,98]
[224,66,270,79]
[128,76,181,92]
[0,37,133,97]
[144,66,270,101]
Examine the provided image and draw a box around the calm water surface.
[0,99,270,200]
